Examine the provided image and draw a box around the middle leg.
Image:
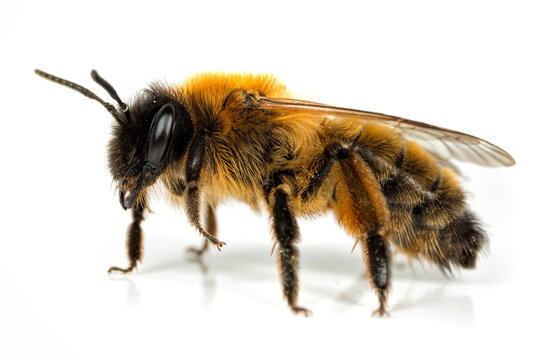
[267,183,311,316]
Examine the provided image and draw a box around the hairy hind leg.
[337,153,391,315]
[308,143,392,315]
[362,234,391,316]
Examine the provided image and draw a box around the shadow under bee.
[108,241,474,320]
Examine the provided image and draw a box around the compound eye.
[147,103,175,165]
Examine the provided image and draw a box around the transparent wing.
[259,98,515,167]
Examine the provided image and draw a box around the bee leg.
[186,204,216,257]
[300,144,338,201]
[185,129,226,251]
[300,142,392,315]
[363,234,391,317]
[269,187,312,316]
[333,149,391,316]
[108,201,145,274]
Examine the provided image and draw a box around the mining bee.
[35,69,514,316]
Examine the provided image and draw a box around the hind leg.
[337,153,391,316]
[307,143,392,315]
[362,234,391,316]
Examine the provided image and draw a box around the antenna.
[91,69,129,114]
[34,69,125,123]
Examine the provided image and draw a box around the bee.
[35,69,514,316]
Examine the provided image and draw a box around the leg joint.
[325,142,350,160]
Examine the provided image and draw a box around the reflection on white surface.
[107,242,477,322]
[109,277,140,307]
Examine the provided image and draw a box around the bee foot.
[108,265,136,274]
[292,306,313,317]
[372,307,390,317]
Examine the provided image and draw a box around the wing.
[258,98,515,167]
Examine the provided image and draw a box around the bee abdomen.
[353,126,487,269]
[410,167,466,229]
[435,210,488,269]
[380,140,440,206]
[365,136,488,268]
[387,167,466,247]
[384,161,487,269]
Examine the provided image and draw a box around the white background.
[1,1,541,359]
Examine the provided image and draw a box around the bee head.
[109,84,193,209]
[34,69,194,210]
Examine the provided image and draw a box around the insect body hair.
[162,74,488,271]
[353,125,488,270]
[36,69,510,315]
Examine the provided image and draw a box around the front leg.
[187,204,217,257]
[184,129,225,251]
[108,200,145,274]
